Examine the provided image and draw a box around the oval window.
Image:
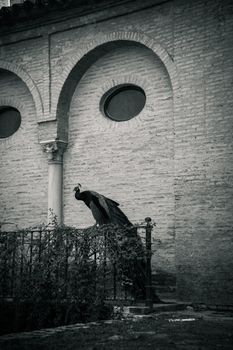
[102,84,146,122]
[0,107,21,139]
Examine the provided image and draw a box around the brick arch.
[0,60,44,119]
[56,31,181,141]
[0,97,26,115]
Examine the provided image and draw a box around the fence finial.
[145,217,152,223]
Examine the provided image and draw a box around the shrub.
[0,223,149,332]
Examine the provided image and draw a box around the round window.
[101,84,146,121]
[0,107,21,139]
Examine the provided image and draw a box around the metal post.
[11,232,16,298]
[38,229,42,263]
[29,231,33,279]
[145,217,153,310]
[103,230,107,297]
[64,231,69,298]
[19,231,25,299]
[113,262,117,300]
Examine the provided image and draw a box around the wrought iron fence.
[0,219,154,306]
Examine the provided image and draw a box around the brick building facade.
[0,0,233,305]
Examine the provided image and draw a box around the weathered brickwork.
[173,0,233,305]
[0,59,44,118]
[63,43,174,274]
[0,70,47,229]
[0,0,232,304]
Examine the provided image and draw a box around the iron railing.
[0,219,154,306]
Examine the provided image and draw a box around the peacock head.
[73,183,82,193]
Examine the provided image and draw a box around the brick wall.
[63,43,175,275]
[0,36,47,120]
[0,70,47,229]
[0,1,10,8]
[0,0,233,304]
[173,0,233,304]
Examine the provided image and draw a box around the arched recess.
[0,60,44,120]
[62,37,176,279]
[55,32,181,141]
[54,31,183,294]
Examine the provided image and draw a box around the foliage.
[0,222,151,332]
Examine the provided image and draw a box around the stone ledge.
[121,301,189,315]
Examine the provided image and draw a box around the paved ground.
[0,309,233,350]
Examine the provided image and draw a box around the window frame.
[100,83,146,122]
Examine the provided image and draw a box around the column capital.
[40,140,67,163]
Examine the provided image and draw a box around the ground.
[0,309,233,350]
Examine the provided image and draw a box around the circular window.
[101,84,146,121]
[0,107,21,139]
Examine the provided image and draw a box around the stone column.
[41,140,67,225]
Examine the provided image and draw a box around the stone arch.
[55,31,181,141]
[0,60,44,119]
